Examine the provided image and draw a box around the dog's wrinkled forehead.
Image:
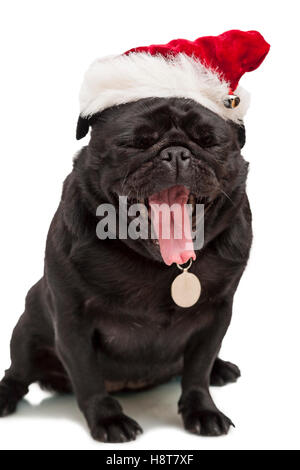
[77,97,234,145]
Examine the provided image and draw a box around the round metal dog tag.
[171,261,201,308]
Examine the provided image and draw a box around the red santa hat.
[79,30,270,124]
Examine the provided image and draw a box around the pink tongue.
[149,185,196,266]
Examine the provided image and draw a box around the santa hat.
[78,30,270,128]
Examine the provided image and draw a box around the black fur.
[0,98,252,442]
[76,115,90,140]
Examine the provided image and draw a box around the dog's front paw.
[210,358,241,386]
[0,385,18,417]
[182,408,233,436]
[179,390,234,437]
[91,413,143,443]
[85,395,143,443]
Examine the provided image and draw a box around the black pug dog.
[0,97,251,442]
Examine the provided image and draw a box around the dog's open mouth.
[149,185,195,266]
[127,185,208,266]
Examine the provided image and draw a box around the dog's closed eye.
[187,123,223,148]
[133,127,160,149]
[115,128,160,150]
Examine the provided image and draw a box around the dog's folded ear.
[76,115,91,140]
[231,121,246,149]
[237,123,246,149]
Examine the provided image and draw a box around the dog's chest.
[84,273,211,363]
[74,242,220,359]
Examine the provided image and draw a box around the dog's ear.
[76,115,91,140]
[231,122,246,149]
[237,123,246,149]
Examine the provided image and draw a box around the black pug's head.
[76,97,248,264]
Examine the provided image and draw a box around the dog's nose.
[160,146,191,172]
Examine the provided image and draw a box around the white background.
[0,0,299,451]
